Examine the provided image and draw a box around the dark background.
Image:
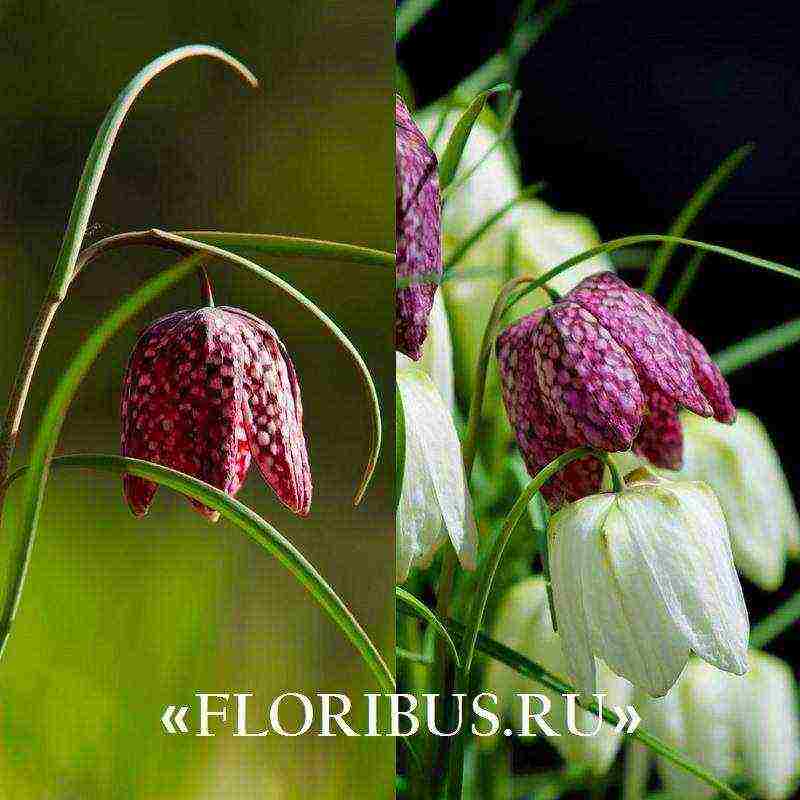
[398,0,800,673]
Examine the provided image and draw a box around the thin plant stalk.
[0,46,257,536]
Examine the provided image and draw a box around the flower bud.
[396,353,477,582]
[549,470,749,697]
[121,306,311,520]
[643,651,800,799]
[485,577,632,773]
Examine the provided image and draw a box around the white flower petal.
[739,651,800,800]
[420,290,456,411]
[582,502,690,697]
[549,495,615,694]
[397,354,477,576]
[617,479,749,678]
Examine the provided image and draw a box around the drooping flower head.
[395,94,442,360]
[497,271,734,504]
[121,304,311,521]
[549,469,749,698]
[644,652,800,800]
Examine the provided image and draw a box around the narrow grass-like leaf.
[438,84,512,190]
[396,604,746,800]
[3,454,394,692]
[666,250,705,313]
[0,253,207,661]
[395,386,405,514]
[0,47,257,518]
[714,317,800,376]
[395,0,442,42]
[502,234,800,314]
[642,143,754,295]
[50,46,257,300]
[443,181,545,271]
[749,591,800,648]
[396,587,460,667]
[442,90,521,201]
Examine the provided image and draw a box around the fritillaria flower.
[615,411,800,591]
[549,469,749,697]
[395,94,442,360]
[644,652,800,800]
[121,304,311,521]
[396,353,477,582]
[497,271,734,504]
[485,577,632,774]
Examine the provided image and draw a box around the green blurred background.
[0,1,393,797]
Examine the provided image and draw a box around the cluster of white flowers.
[397,96,800,800]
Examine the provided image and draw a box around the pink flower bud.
[395,95,442,360]
[121,306,312,520]
[497,272,735,504]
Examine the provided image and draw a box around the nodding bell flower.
[549,469,749,697]
[643,652,800,800]
[396,353,477,582]
[497,271,735,505]
[121,291,312,521]
[395,94,442,360]
[484,577,632,774]
[420,290,456,411]
[615,412,800,591]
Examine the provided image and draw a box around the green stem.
[397,603,746,800]
[502,234,800,314]
[749,590,800,649]
[714,317,800,376]
[665,250,705,314]
[642,143,754,295]
[2,454,394,693]
[447,448,621,800]
[74,228,383,506]
[0,47,256,540]
[0,253,207,661]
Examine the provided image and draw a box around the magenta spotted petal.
[497,313,604,504]
[395,94,442,360]
[496,271,736,505]
[121,306,312,520]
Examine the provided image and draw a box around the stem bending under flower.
[3,454,394,694]
[396,600,746,800]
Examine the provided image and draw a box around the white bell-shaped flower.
[676,412,800,591]
[485,577,632,773]
[549,468,749,697]
[396,353,477,582]
[644,651,800,800]
[420,290,456,412]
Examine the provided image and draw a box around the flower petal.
[225,308,312,517]
[569,272,712,417]
[684,332,736,423]
[549,494,616,694]
[497,313,603,504]
[618,479,749,677]
[633,385,684,470]
[535,301,645,451]
[396,95,442,360]
[121,309,251,521]
[397,354,477,575]
[583,501,691,696]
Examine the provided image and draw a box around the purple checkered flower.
[497,272,735,505]
[395,94,442,360]
[121,306,312,521]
